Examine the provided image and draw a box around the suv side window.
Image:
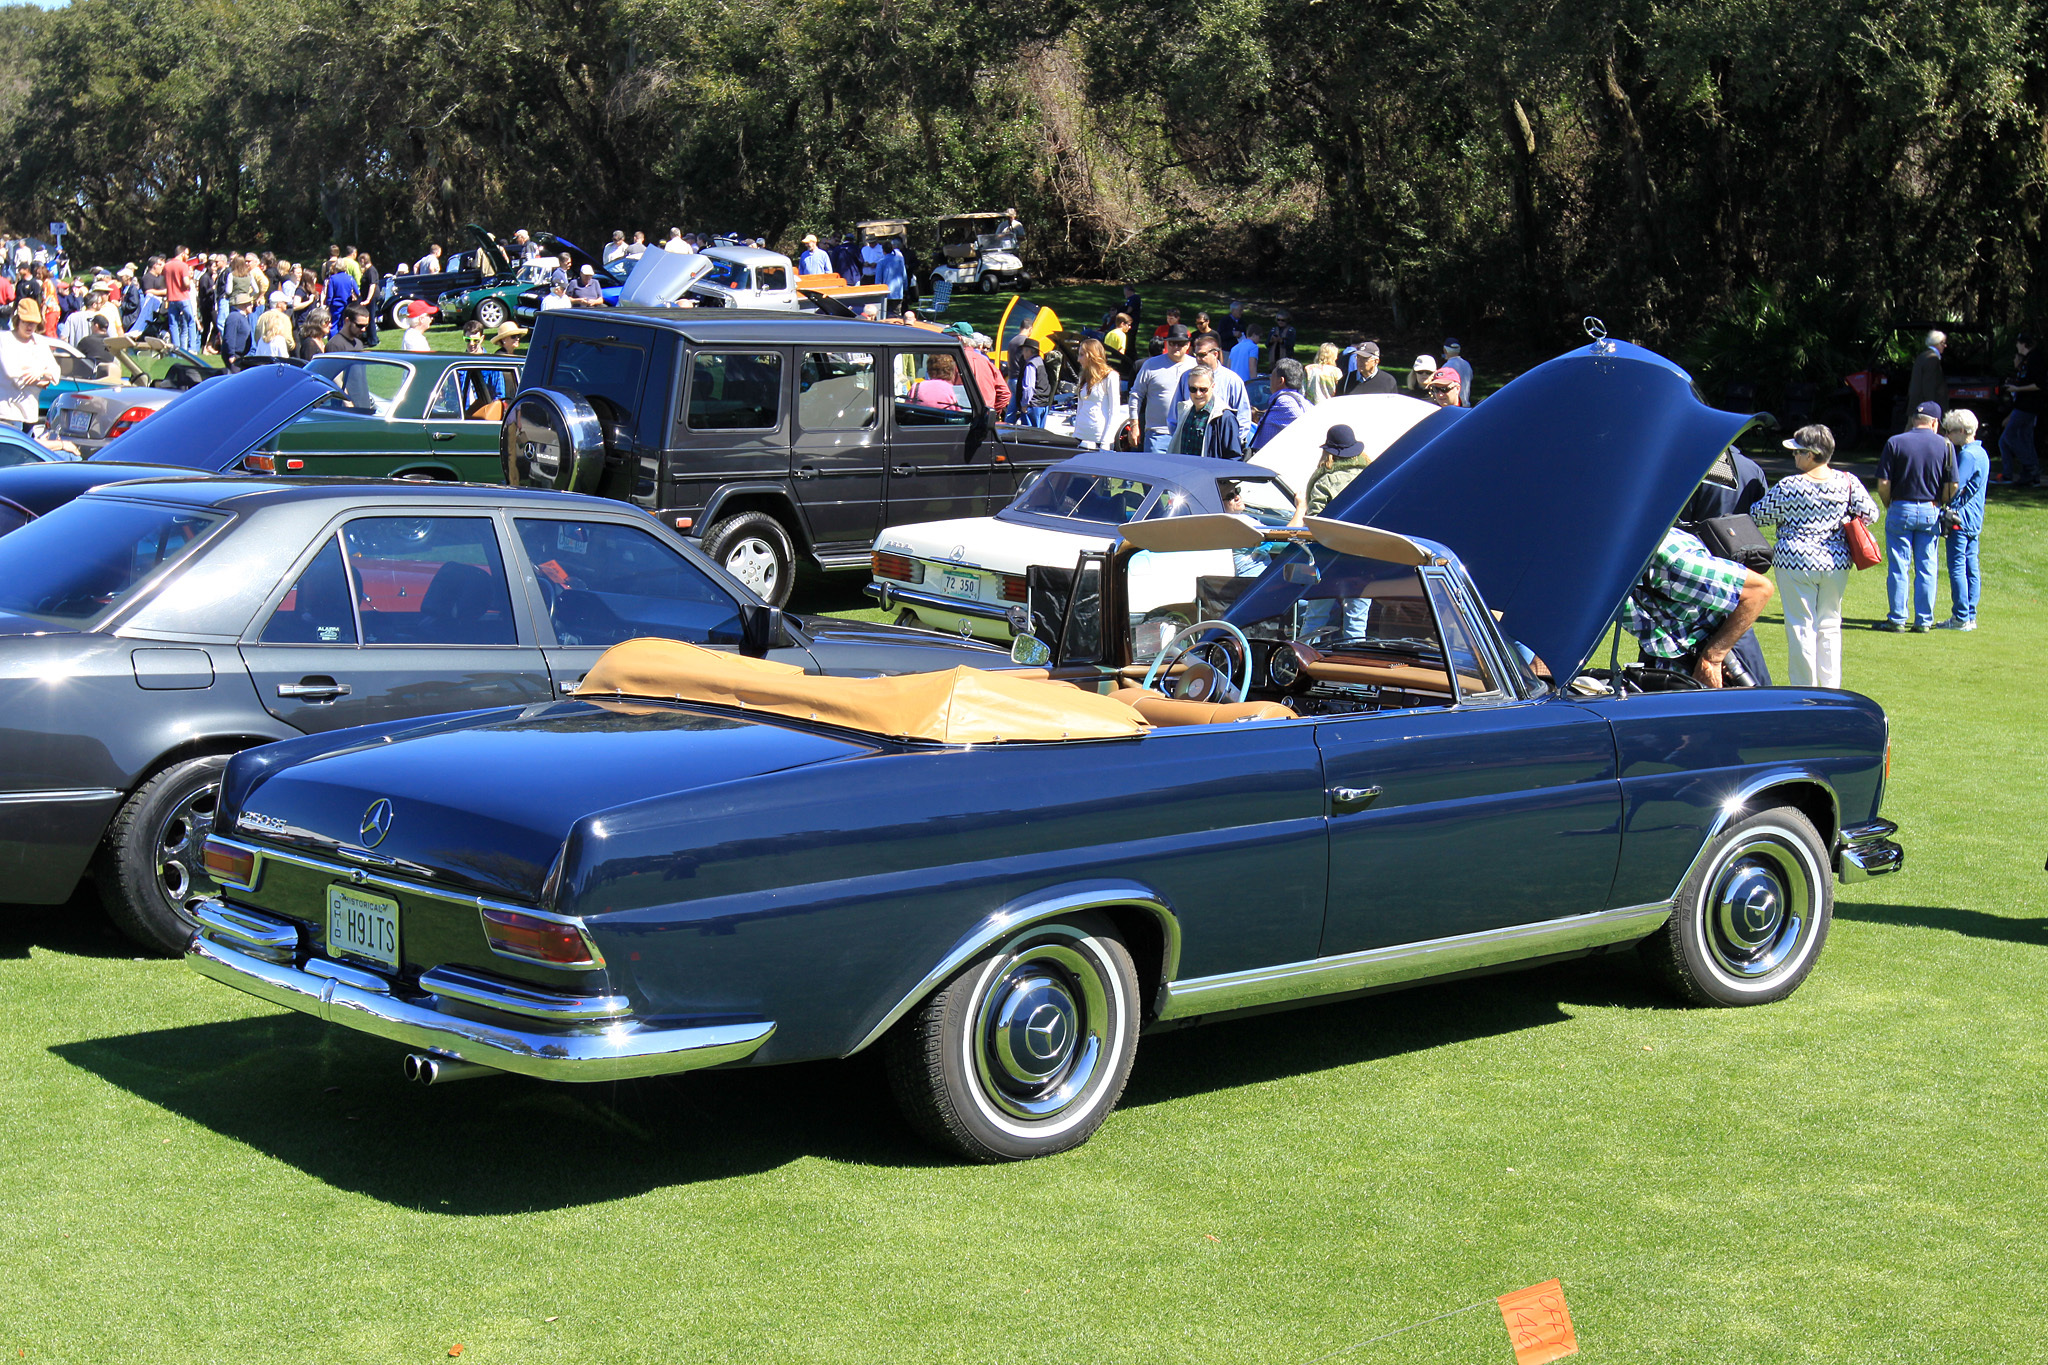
[892,349,972,427]
[553,337,648,419]
[797,351,877,431]
[686,351,784,431]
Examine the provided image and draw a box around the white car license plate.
[66,411,90,435]
[327,885,400,969]
[944,571,980,599]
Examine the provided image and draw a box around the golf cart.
[854,219,918,307]
[930,212,1031,295]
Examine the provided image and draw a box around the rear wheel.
[1641,806,1832,1006]
[885,914,1140,1162]
[474,297,508,330]
[702,511,795,606]
[95,754,231,956]
[387,300,409,331]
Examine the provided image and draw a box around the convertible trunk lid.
[225,702,878,903]
[85,366,341,473]
[1325,339,1758,680]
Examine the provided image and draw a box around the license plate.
[66,411,90,435]
[944,572,980,599]
[327,885,400,969]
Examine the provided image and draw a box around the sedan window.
[1011,471,1152,525]
[341,516,517,646]
[0,500,224,626]
[427,367,517,421]
[306,356,411,415]
[260,537,358,644]
[515,519,743,647]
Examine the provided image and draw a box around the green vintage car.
[244,352,523,481]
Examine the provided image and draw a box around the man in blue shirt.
[1875,400,1960,631]
[1936,408,1988,630]
[1228,324,1261,384]
[220,294,256,359]
[798,234,832,276]
[1440,339,1474,406]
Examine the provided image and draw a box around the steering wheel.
[1141,619,1253,703]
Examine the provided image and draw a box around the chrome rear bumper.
[866,580,1014,622]
[1837,819,1904,883]
[186,900,774,1082]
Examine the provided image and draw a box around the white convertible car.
[868,394,1434,640]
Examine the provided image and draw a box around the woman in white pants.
[1748,424,1880,688]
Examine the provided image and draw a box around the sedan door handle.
[429,430,458,442]
[558,676,585,695]
[277,680,351,701]
[1329,785,1383,813]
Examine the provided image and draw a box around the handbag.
[1843,516,1881,570]
[1690,513,1774,572]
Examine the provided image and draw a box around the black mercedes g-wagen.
[502,308,1079,604]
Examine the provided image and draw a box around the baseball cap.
[579,264,594,276]
[401,300,438,320]
[1356,341,1380,359]
[1320,424,1364,459]
[14,297,41,324]
[1413,354,1438,372]
[950,321,975,337]
[1443,338,1462,353]
[1916,400,1942,420]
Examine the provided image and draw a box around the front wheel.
[387,300,410,332]
[1642,806,1833,1006]
[474,297,508,330]
[94,754,231,956]
[978,274,997,294]
[701,511,795,607]
[885,914,1140,1162]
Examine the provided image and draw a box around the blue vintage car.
[185,339,1902,1162]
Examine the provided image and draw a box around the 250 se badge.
[184,340,1903,1162]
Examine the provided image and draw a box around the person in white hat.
[569,263,606,307]
[798,233,831,276]
[1407,354,1438,397]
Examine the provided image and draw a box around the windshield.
[1123,544,1440,663]
[1010,471,1153,525]
[305,356,411,415]
[703,259,751,291]
[0,499,224,626]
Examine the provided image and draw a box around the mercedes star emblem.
[359,799,395,849]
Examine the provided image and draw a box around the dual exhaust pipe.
[403,1052,504,1086]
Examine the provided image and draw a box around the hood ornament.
[359,799,395,849]
[1583,316,1616,355]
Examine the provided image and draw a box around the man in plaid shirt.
[1618,527,1775,687]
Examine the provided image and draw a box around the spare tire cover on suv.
[504,388,606,492]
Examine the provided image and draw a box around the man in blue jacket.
[1936,408,1988,630]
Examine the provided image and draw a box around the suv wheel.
[703,512,795,607]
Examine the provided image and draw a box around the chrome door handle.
[1329,785,1383,812]
[558,676,585,695]
[277,681,351,701]
[430,430,457,442]
[795,465,819,479]
[892,464,917,476]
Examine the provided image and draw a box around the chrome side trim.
[1156,901,1673,1020]
[192,899,298,960]
[204,835,604,972]
[865,581,1013,621]
[0,787,123,805]
[1665,769,1843,900]
[846,883,1180,1055]
[419,964,630,1022]
[1836,818,1903,883]
[187,933,774,1083]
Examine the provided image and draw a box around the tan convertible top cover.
[574,638,1150,744]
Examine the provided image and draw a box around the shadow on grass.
[1122,950,1668,1110]
[51,951,1662,1208]
[0,884,138,962]
[1836,900,2048,947]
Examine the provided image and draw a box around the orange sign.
[1497,1279,1578,1364]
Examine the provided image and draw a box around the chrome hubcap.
[156,779,220,921]
[1705,838,1811,978]
[723,537,780,596]
[973,942,1106,1120]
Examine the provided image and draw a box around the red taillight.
[480,906,600,967]
[202,836,257,888]
[998,572,1028,603]
[241,453,276,473]
[872,552,925,584]
[106,405,155,439]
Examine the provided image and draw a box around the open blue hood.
[1324,340,1759,680]
[87,365,340,473]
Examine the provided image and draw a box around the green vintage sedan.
[244,352,523,482]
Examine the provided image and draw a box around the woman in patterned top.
[1748,424,1880,688]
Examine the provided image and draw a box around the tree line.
[0,0,2040,374]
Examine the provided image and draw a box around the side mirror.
[1010,634,1052,667]
[739,604,787,657]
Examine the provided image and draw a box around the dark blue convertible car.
[186,340,1903,1161]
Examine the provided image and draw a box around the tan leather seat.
[1107,686,1297,728]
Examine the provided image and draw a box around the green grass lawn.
[5,471,2044,1360]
